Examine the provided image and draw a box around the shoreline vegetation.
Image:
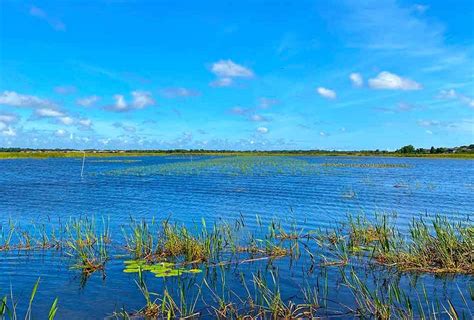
[0,144,473,159]
[1,214,472,319]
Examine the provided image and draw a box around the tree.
[398,145,415,154]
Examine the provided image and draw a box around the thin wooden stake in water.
[81,151,86,178]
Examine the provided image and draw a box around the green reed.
[0,278,58,320]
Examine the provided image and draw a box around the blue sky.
[0,0,473,150]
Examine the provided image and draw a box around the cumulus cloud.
[316,87,336,99]
[438,89,474,108]
[257,127,269,134]
[160,87,200,98]
[0,91,56,108]
[349,73,363,87]
[368,71,422,90]
[210,60,253,87]
[29,6,66,31]
[77,95,100,107]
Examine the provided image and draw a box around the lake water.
[0,156,472,318]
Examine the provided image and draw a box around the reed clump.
[64,217,109,276]
[339,215,474,274]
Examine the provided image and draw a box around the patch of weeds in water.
[105,156,321,177]
[324,214,474,274]
[65,217,110,277]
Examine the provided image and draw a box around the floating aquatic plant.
[123,260,202,278]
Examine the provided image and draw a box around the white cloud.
[77,95,100,107]
[36,108,65,118]
[0,91,56,108]
[438,89,474,108]
[319,131,327,137]
[109,92,155,111]
[425,130,433,135]
[78,119,92,128]
[1,127,16,137]
[132,91,155,109]
[211,60,254,78]
[368,71,422,90]
[349,73,363,87]
[316,87,336,99]
[113,94,128,110]
[29,6,66,31]
[257,127,269,134]
[59,116,74,125]
[210,77,233,87]
[210,60,254,88]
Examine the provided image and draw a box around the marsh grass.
[336,215,474,274]
[0,214,472,319]
[0,278,58,320]
[64,217,109,276]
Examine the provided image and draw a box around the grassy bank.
[1,150,473,159]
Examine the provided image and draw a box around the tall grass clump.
[338,214,473,274]
[64,217,109,276]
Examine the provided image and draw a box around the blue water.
[0,156,472,318]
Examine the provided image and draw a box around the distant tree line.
[1,145,473,155]
[396,144,474,154]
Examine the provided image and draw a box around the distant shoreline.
[1,150,473,159]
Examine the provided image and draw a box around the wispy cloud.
[113,122,137,133]
[258,97,278,109]
[210,60,254,87]
[368,72,422,90]
[160,87,200,98]
[228,106,269,122]
[54,85,76,95]
[438,89,474,108]
[316,87,336,99]
[0,91,56,108]
[210,77,233,87]
[349,73,363,87]
[132,91,155,109]
[29,6,66,31]
[77,95,100,107]
[0,112,18,137]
